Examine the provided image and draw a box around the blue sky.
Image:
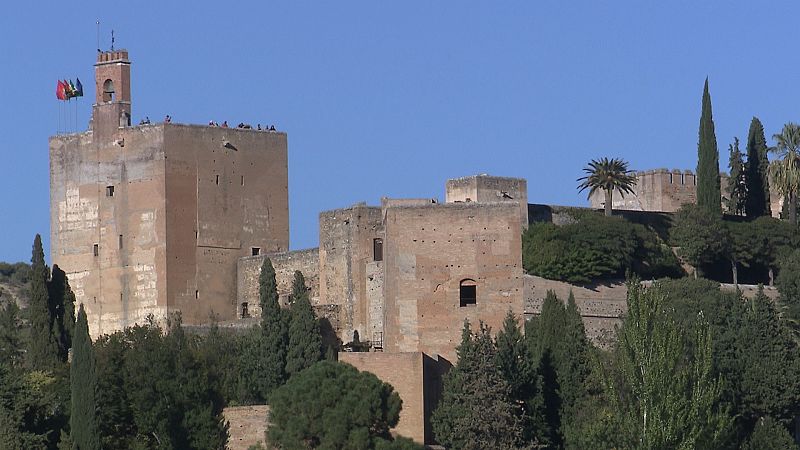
[1,1,798,263]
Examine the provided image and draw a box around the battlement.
[96,49,129,64]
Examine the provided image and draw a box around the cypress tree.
[49,265,76,362]
[727,137,747,215]
[259,258,288,397]
[745,117,771,218]
[27,234,60,370]
[285,271,322,376]
[697,78,722,215]
[70,304,100,450]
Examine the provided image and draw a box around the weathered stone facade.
[237,248,320,317]
[50,50,289,337]
[223,405,269,450]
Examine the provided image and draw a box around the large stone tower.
[50,50,289,337]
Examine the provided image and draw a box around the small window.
[241,175,244,186]
[668,173,673,184]
[251,247,261,256]
[93,244,99,257]
[106,185,115,197]
[120,292,123,302]
[241,302,250,318]
[195,290,199,299]
[459,279,477,307]
[119,234,123,249]
[215,175,219,185]
[373,238,383,262]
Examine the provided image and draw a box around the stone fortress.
[49,51,774,446]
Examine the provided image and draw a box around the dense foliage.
[522,214,681,284]
[745,117,771,218]
[266,361,420,450]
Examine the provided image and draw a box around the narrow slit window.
[241,175,244,186]
[106,185,115,197]
[373,238,383,262]
[459,279,477,307]
[119,234,123,249]
[93,244,99,257]
[241,302,250,318]
[215,175,219,185]
[195,290,199,299]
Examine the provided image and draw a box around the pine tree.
[697,78,722,215]
[70,304,100,450]
[558,292,591,444]
[259,258,288,397]
[285,271,322,376]
[745,117,772,217]
[26,234,60,370]
[432,321,524,450]
[727,137,747,215]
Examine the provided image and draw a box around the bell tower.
[92,50,131,141]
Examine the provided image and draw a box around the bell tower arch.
[92,50,131,140]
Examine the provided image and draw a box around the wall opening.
[102,79,115,102]
[459,279,477,307]
[93,244,99,257]
[373,238,383,262]
[241,175,244,186]
[241,302,250,318]
[251,247,261,256]
[118,234,123,249]
[668,173,673,184]
[680,173,685,185]
[106,185,115,197]
[215,175,219,185]
[195,290,199,299]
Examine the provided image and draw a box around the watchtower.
[92,50,132,140]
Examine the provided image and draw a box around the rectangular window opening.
[241,175,244,186]
[215,175,219,185]
[241,302,250,318]
[460,283,477,307]
[195,290,199,299]
[106,185,115,197]
[373,238,383,262]
[251,247,261,256]
[119,234,123,249]
[93,243,99,257]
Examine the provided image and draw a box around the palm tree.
[577,157,637,217]
[769,123,800,224]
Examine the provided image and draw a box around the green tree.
[259,258,288,397]
[432,321,524,450]
[285,271,322,377]
[49,265,76,362]
[577,157,637,217]
[741,416,798,450]
[0,300,23,367]
[745,117,771,218]
[70,304,100,450]
[726,221,758,286]
[267,360,405,450]
[697,78,722,215]
[27,234,60,371]
[670,204,728,277]
[769,123,800,224]
[727,137,747,215]
[753,216,796,285]
[606,281,733,449]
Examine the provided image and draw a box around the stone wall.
[224,405,269,450]
[318,205,383,343]
[340,352,450,445]
[446,175,528,229]
[524,274,780,349]
[383,202,524,362]
[237,248,320,318]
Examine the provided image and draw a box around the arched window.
[102,79,115,102]
[459,279,477,307]
[241,302,250,318]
